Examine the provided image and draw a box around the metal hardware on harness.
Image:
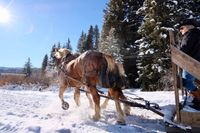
[126,94,161,110]
[145,101,150,108]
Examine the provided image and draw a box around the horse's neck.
[55,54,77,70]
[62,54,78,64]
[57,54,80,76]
[55,59,62,66]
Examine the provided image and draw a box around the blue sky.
[0,0,108,68]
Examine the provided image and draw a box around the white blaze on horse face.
[58,48,67,53]
[54,48,70,59]
[54,51,62,59]
[58,48,70,57]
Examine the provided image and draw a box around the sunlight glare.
[0,6,10,23]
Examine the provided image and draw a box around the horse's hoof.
[125,112,131,116]
[116,120,126,125]
[91,115,100,121]
[124,111,131,116]
[62,102,69,110]
[100,105,107,109]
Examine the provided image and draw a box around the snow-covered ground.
[0,85,176,133]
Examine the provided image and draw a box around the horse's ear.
[65,48,71,54]
[53,48,58,52]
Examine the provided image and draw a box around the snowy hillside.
[0,85,176,133]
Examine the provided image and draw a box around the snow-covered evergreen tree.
[100,28,123,63]
[100,0,144,87]
[77,31,87,53]
[176,0,200,21]
[93,25,100,50]
[136,0,200,91]
[136,0,177,91]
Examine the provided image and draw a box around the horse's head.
[53,48,71,60]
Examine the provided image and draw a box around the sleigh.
[54,30,200,131]
[164,30,200,132]
[80,30,200,132]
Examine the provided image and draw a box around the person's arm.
[180,30,198,54]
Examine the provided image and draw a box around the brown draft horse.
[53,48,131,125]
[53,48,93,109]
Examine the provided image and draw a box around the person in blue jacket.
[178,18,200,109]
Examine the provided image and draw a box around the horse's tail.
[99,54,126,88]
[104,54,115,72]
[116,63,127,89]
[116,62,126,77]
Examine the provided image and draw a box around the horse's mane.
[62,52,79,64]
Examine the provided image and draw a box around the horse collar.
[62,53,71,63]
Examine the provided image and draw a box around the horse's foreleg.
[74,87,80,107]
[120,91,131,116]
[59,85,69,110]
[86,92,94,109]
[84,86,94,108]
[101,90,111,109]
[89,86,100,121]
[109,88,126,125]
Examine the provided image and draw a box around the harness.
[57,56,104,94]
[58,62,83,87]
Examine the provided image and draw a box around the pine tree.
[77,31,87,53]
[66,38,72,51]
[93,25,100,50]
[50,44,56,58]
[49,44,57,68]
[100,28,123,63]
[85,25,94,50]
[23,57,32,77]
[182,0,200,26]
[100,0,144,87]
[41,54,48,76]
[176,0,200,21]
[136,0,180,91]
[57,42,61,49]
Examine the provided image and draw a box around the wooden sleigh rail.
[169,30,200,80]
[171,45,200,80]
[169,30,200,129]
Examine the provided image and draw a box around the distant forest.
[0,67,23,74]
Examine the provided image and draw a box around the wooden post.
[172,62,181,122]
[169,30,181,122]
